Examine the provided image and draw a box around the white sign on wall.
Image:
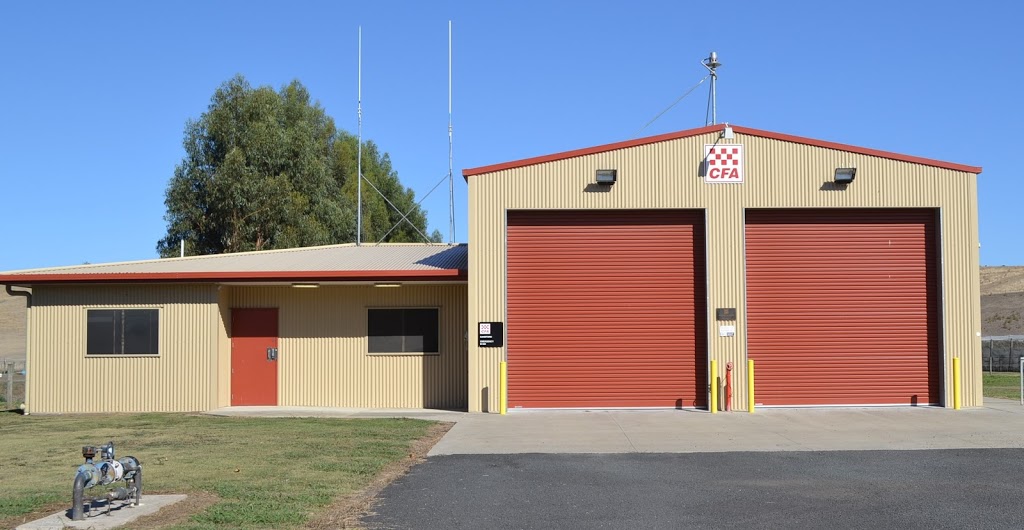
[704,144,744,184]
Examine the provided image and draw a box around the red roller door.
[745,209,940,406]
[506,210,707,408]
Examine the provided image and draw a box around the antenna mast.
[356,27,363,246]
[447,20,455,244]
[702,51,721,125]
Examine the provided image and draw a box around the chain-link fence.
[1,360,26,409]
[981,336,1024,372]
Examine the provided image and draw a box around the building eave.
[462,123,983,178]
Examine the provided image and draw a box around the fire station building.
[0,123,983,414]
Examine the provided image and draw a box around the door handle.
[267,347,278,361]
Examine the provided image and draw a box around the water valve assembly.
[71,441,142,521]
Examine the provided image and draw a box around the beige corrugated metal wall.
[26,284,220,413]
[224,284,468,409]
[467,130,981,412]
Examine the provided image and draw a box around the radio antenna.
[447,20,455,244]
[702,51,721,125]
[356,26,363,245]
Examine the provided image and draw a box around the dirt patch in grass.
[306,422,452,530]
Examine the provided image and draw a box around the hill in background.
[981,266,1024,336]
[0,266,1022,361]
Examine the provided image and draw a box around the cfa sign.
[704,144,744,184]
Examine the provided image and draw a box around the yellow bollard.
[747,359,755,413]
[953,357,961,410]
[710,359,718,414]
[499,361,508,415]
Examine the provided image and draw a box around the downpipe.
[5,285,31,308]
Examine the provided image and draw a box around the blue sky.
[1,1,1020,270]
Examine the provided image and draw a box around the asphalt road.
[362,450,1024,529]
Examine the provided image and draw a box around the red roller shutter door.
[745,209,940,406]
[506,210,707,408]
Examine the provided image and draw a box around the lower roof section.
[0,243,468,285]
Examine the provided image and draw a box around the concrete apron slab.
[206,406,465,422]
[16,494,187,530]
[429,400,1024,455]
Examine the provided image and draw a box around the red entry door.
[231,308,279,406]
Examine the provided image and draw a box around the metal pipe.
[725,362,733,412]
[499,361,507,415]
[709,359,718,413]
[356,26,363,246]
[448,19,455,244]
[953,357,962,410]
[747,359,755,413]
[72,472,88,521]
[134,465,143,506]
[5,285,31,308]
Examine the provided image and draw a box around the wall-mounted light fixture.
[374,282,402,288]
[834,167,857,185]
[292,283,320,289]
[722,124,734,139]
[595,169,617,185]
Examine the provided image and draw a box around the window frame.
[366,306,441,356]
[85,307,161,357]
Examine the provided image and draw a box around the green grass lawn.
[0,413,436,529]
[983,372,1022,400]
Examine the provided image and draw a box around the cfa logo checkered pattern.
[707,146,740,166]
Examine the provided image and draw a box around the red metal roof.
[462,124,983,177]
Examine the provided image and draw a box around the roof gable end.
[462,124,982,177]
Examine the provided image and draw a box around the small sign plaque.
[703,144,744,184]
[716,308,737,321]
[478,322,503,347]
[719,325,736,337]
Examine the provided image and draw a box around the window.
[87,309,159,355]
[368,308,439,354]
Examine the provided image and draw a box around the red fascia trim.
[729,125,982,174]
[0,269,467,285]
[462,125,723,177]
[462,124,982,177]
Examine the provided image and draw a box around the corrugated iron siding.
[506,210,706,408]
[225,285,467,409]
[26,284,220,413]
[467,130,980,412]
[745,209,940,405]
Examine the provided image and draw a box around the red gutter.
[462,124,982,177]
[0,269,467,285]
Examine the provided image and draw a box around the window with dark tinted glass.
[87,309,159,355]
[368,308,438,354]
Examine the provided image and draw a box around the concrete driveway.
[428,399,1024,455]
[209,399,1024,455]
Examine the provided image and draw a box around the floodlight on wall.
[834,167,857,185]
[292,283,320,288]
[374,282,402,288]
[595,169,617,185]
